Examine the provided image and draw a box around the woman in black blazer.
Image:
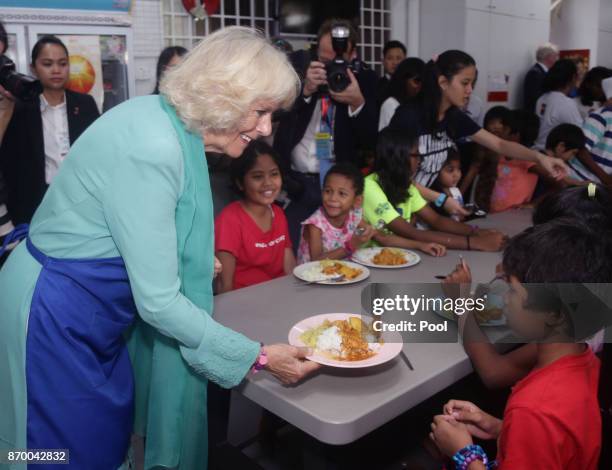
[0,35,99,224]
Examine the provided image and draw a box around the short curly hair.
[160,26,300,134]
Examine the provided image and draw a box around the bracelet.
[452,444,495,470]
[435,192,448,208]
[466,235,471,251]
[344,240,354,256]
[252,343,268,374]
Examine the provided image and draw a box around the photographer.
[274,18,378,248]
[0,21,15,261]
[0,35,99,225]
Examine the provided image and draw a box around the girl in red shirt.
[215,141,295,292]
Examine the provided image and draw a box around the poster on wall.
[0,0,131,12]
[487,72,510,102]
[59,35,104,112]
[560,49,590,82]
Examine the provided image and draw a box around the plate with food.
[293,260,370,285]
[288,313,403,368]
[351,247,420,269]
[433,295,507,327]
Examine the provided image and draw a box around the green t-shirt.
[362,173,427,229]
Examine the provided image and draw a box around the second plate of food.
[293,260,370,285]
[352,247,421,269]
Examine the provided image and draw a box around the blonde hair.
[160,26,300,133]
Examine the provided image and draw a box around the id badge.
[315,132,332,161]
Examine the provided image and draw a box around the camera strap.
[316,96,335,188]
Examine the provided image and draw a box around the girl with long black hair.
[390,49,566,190]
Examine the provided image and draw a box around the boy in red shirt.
[430,218,612,469]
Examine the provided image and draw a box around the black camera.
[0,55,42,101]
[323,24,366,93]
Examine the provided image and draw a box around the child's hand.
[349,224,375,250]
[430,415,473,457]
[443,400,502,440]
[470,231,505,251]
[441,258,472,300]
[418,242,446,257]
[443,258,472,284]
[443,197,471,217]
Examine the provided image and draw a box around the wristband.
[452,444,495,470]
[435,193,448,208]
[252,344,268,374]
[344,240,354,255]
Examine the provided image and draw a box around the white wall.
[418,0,466,60]
[598,0,612,67]
[131,0,164,96]
[551,0,601,66]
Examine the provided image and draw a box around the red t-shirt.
[497,347,601,470]
[215,201,292,290]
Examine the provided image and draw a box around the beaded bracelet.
[452,444,496,470]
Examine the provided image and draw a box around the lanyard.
[320,96,334,133]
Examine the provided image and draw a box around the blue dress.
[0,96,260,469]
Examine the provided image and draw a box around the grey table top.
[213,209,533,445]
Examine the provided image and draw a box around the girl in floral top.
[297,163,375,263]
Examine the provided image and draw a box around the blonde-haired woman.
[0,27,319,470]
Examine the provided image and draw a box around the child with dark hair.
[533,182,612,228]
[466,109,542,213]
[215,141,295,292]
[544,123,590,185]
[362,128,504,253]
[434,218,612,469]
[377,39,407,106]
[576,66,612,118]
[430,150,464,220]
[297,162,376,263]
[460,106,511,209]
[153,45,188,94]
[378,57,425,130]
[444,184,612,390]
[534,59,583,150]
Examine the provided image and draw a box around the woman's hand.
[430,415,473,457]
[536,153,568,181]
[443,197,471,217]
[443,400,503,440]
[263,344,321,385]
[417,241,446,257]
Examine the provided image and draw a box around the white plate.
[432,300,507,327]
[293,260,370,285]
[351,247,421,269]
[288,313,404,368]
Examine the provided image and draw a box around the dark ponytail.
[419,50,476,134]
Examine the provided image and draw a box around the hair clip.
[587,182,596,198]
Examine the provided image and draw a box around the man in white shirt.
[274,19,378,247]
